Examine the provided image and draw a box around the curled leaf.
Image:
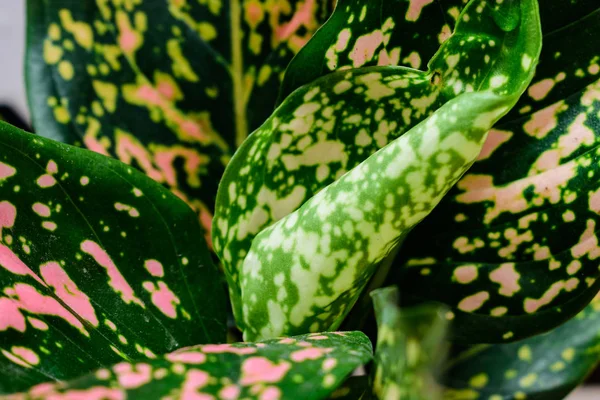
[213,0,542,332]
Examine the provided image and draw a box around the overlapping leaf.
[26,0,334,242]
[391,1,600,343]
[213,0,541,337]
[0,122,226,393]
[278,0,464,102]
[371,286,448,400]
[442,294,600,399]
[13,331,372,400]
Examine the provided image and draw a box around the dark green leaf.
[213,0,541,339]
[25,0,333,241]
[327,376,373,400]
[0,122,226,393]
[278,0,464,102]
[391,2,600,344]
[442,295,600,400]
[15,331,372,400]
[372,286,449,400]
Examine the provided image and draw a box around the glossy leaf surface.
[392,1,600,343]
[240,88,536,341]
[279,0,464,102]
[372,287,448,400]
[0,122,226,393]
[26,0,333,241]
[213,0,542,332]
[443,295,600,399]
[15,331,372,400]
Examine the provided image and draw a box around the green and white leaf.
[26,0,333,241]
[0,122,226,393]
[371,286,449,400]
[391,1,600,343]
[15,331,372,400]
[442,295,600,400]
[213,0,542,339]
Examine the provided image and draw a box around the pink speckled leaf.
[0,122,226,394]
[15,331,371,400]
[26,0,334,245]
[389,1,600,344]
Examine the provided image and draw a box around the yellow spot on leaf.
[167,39,199,82]
[58,60,74,80]
[92,81,118,112]
[58,9,94,50]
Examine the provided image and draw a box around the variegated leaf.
[26,0,333,243]
[13,331,372,400]
[442,294,600,399]
[240,88,535,341]
[279,0,600,104]
[372,286,448,400]
[0,122,226,394]
[213,0,542,334]
[278,0,464,102]
[390,1,600,343]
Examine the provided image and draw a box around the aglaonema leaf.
[442,294,600,400]
[240,88,537,341]
[279,0,600,108]
[25,0,333,243]
[389,1,600,344]
[0,122,226,393]
[371,286,449,400]
[14,331,372,400]
[278,0,464,102]
[213,0,542,338]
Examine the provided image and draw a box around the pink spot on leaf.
[113,363,152,389]
[144,260,164,277]
[143,281,180,319]
[478,129,512,161]
[181,370,212,400]
[37,174,56,188]
[290,347,332,362]
[80,240,145,308]
[32,203,51,218]
[0,201,16,237]
[0,162,15,180]
[201,344,257,355]
[489,263,521,297]
[240,357,291,385]
[11,347,39,365]
[406,0,434,21]
[259,387,282,400]
[0,243,45,285]
[46,160,58,174]
[40,262,99,326]
[219,385,241,400]
[0,297,26,332]
[166,350,206,364]
[10,283,88,335]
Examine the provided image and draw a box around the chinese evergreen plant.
[0,0,599,398]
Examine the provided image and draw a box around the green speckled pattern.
[213,0,542,339]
